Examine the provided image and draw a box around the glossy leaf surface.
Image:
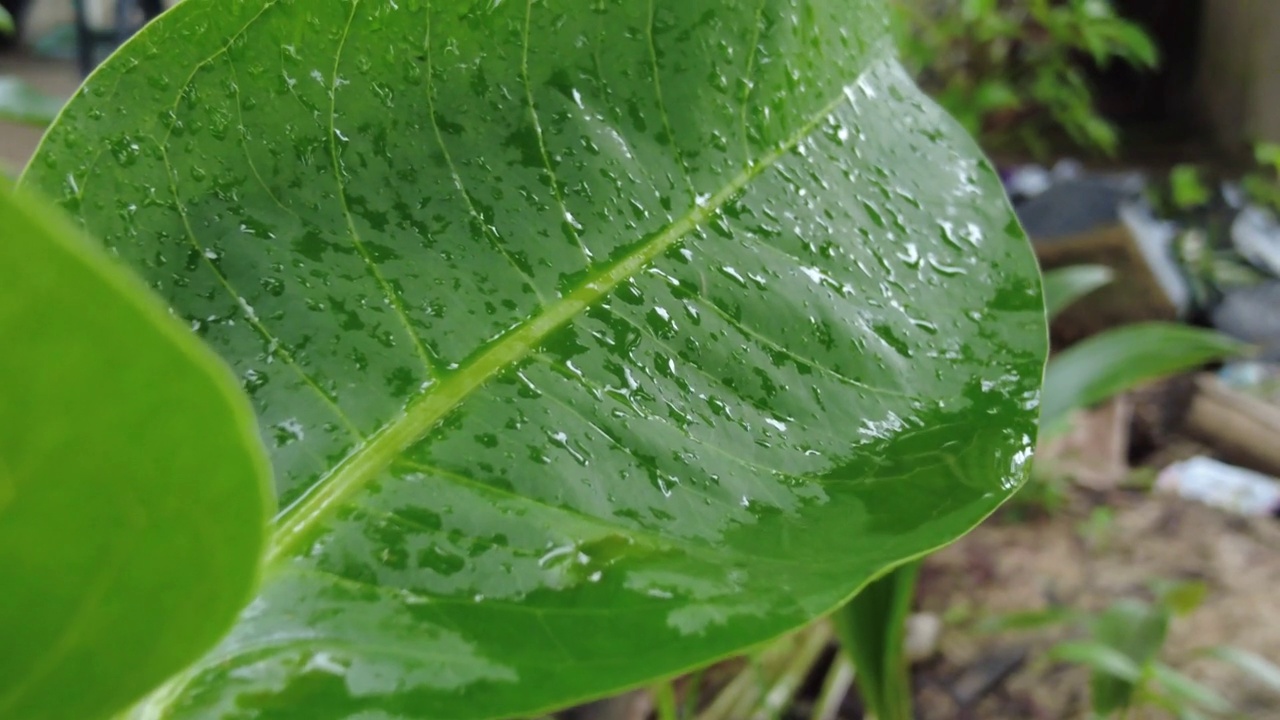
[0,189,272,720]
[24,0,1045,717]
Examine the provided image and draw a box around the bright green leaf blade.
[0,76,65,127]
[23,0,1046,717]
[1041,323,1247,431]
[1208,647,1280,695]
[0,188,273,720]
[1042,265,1114,321]
[0,7,13,34]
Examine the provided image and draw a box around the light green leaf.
[1042,264,1114,321]
[1153,579,1208,617]
[0,7,13,34]
[1150,663,1232,714]
[0,188,272,720]
[1049,641,1143,683]
[1041,323,1247,432]
[1208,647,1280,696]
[23,0,1046,717]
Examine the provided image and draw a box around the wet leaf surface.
[24,0,1045,717]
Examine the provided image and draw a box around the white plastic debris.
[1157,456,1280,517]
[1231,205,1280,278]
[1120,198,1192,315]
[1005,165,1054,199]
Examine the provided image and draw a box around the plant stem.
[750,622,833,720]
[810,653,856,720]
[832,561,922,720]
[697,623,833,720]
[654,680,679,720]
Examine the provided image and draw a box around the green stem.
[809,653,856,720]
[750,622,833,720]
[832,561,922,720]
[654,680,679,720]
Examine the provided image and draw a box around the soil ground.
[914,489,1280,719]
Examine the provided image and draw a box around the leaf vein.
[422,0,550,307]
[269,70,865,567]
[325,0,440,378]
[522,0,593,268]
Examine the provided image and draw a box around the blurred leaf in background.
[891,0,1159,156]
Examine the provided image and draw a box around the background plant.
[1038,581,1280,718]
[891,0,1158,157]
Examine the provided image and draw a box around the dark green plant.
[891,0,1158,156]
[2,1,1048,718]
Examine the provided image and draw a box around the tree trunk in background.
[1196,0,1280,152]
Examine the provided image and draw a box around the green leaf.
[1089,599,1170,715]
[834,561,921,720]
[1150,663,1232,714]
[1208,647,1280,696]
[1153,579,1208,617]
[0,188,272,720]
[0,76,66,127]
[1171,164,1211,210]
[978,607,1076,634]
[1049,641,1143,683]
[0,7,13,34]
[1256,142,1280,172]
[1041,323,1247,432]
[1042,265,1114,321]
[22,0,1046,717]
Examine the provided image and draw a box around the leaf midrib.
[266,85,857,566]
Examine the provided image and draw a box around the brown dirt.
[915,491,1280,720]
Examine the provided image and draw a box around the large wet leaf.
[23,0,1045,717]
[0,188,272,720]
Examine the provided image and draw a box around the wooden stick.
[1183,374,1280,477]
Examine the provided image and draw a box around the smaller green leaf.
[1049,641,1144,683]
[1150,663,1233,714]
[1171,164,1212,210]
[0,188,273,720]
[1256,142,1280,172]
[1041,323,1248,432]
[1153,579,1208,617]
[978,607,1077,634]
[0,76,65,127]
[1088,599,1170,715]
[1208,647,1280,695]
[1042,265,1114,320]
[0,7,13,34]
